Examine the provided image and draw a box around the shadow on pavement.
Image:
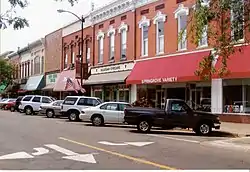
[129,130,237,138]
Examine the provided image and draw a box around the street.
[0,110,250,170]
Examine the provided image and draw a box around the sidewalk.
[221,122,250,137]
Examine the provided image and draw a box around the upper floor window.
[97,30,105,64]
[118,22,128,60]
[231,0,244,42]
[41,56,44,73]
[64,54,68,69]
[72,52,75,65]
[87,47,90,64]
[34,56,40,75]
[139,16,150,57]
[107,26,116,62]
[198,25,208,47]
[153,11,166,54]
[174,4,189,51]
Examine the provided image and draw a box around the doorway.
[156,90,165,109]
[190,89,201,110]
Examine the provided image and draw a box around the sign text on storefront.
[142,77,178,84]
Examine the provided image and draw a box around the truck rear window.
[63,98,78,105]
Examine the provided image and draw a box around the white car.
[79,102,132,126]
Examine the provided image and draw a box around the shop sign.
[141,77,178,84]
[91,62,134,75]
[46,73,58,85]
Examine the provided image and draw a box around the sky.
[0,0,112,54]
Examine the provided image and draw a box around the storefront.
[85,61,134,103]
[42,72,60,99]
[212,45,250,122]
[126,50,212,109]
[53,69,88,99]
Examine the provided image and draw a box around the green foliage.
[0,60,14,84]
[188,0,250,79]
[0,0,78,30]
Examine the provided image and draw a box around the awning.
[0,84,7,94]
[126,51,211,85]
[53,69,82,92]
[24,75,45,91]
[85,71,131,85]
[42,84,55,91]
[214,45,250,79]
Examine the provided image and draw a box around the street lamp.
[57,9,85,88]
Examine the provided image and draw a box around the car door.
[118,103,131,123]
[102,103,119,123]
[31,96,42,111]
[52,101,62,114]
[167,101,190,127]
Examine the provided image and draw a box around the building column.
[130,84,137,104]
[211,79,223,114]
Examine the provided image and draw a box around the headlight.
[81,111,85,114]
[216,116,220,121]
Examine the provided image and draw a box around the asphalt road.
[0,110,250,170]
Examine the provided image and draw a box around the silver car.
[39,100,64,118]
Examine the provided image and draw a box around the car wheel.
[137,120,151,133]
[68,111,80,121]
[195,122,212,136]
[46,110,54,118]
[25,107,33,115]
[10,106,15,112]
[92,115,104,126]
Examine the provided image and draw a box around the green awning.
[24,75,45,91]
[0,84,7,94]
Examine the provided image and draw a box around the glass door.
[190,89,201,110]
[156,90,164,109]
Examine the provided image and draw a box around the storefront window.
[119,90,129,103]
[94,91,103,100]
[223,85,242,113]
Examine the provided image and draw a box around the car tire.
[25,106,33,115]
[10,106,15,112]
[91,115,104,126]
[194,122,212,136]
[46,110,55,118]
[137,120,151,133]
[68,110,80,121]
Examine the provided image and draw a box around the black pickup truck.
[124,99,221,135]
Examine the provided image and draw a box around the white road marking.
[98,141,127,146]
[147,134,200,143]
[125,142,154,147]
[0,152,34,160]
[45,144,78,156]
[32,147,49,156]
[63,154,97,163]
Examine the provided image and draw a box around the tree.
[0,0,78,30]
[188,0,250,80]
[0,59,14,85]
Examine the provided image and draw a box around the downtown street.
[0,110,250,170]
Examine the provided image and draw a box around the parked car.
[39,100,64,118]
[124,99,221,136]
[10,96,24,112]
[61,96,102,121]
[0,99,16,110]
[19,95,55,115]
[79,102,132,126]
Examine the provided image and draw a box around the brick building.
[43,29,63,98]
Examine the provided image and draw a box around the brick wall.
[45,29,62,73]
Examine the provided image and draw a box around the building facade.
[43,29,63,98]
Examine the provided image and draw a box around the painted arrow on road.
[0,152,34,160]
[98,141,154,147]
[45,144,97,164]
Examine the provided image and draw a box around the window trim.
[139,16,150,57]
[230,0,245,43]
[153,11,166,55]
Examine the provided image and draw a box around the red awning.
[53,69,82,92]
[126,51,211,85]
[214,45,250,79]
